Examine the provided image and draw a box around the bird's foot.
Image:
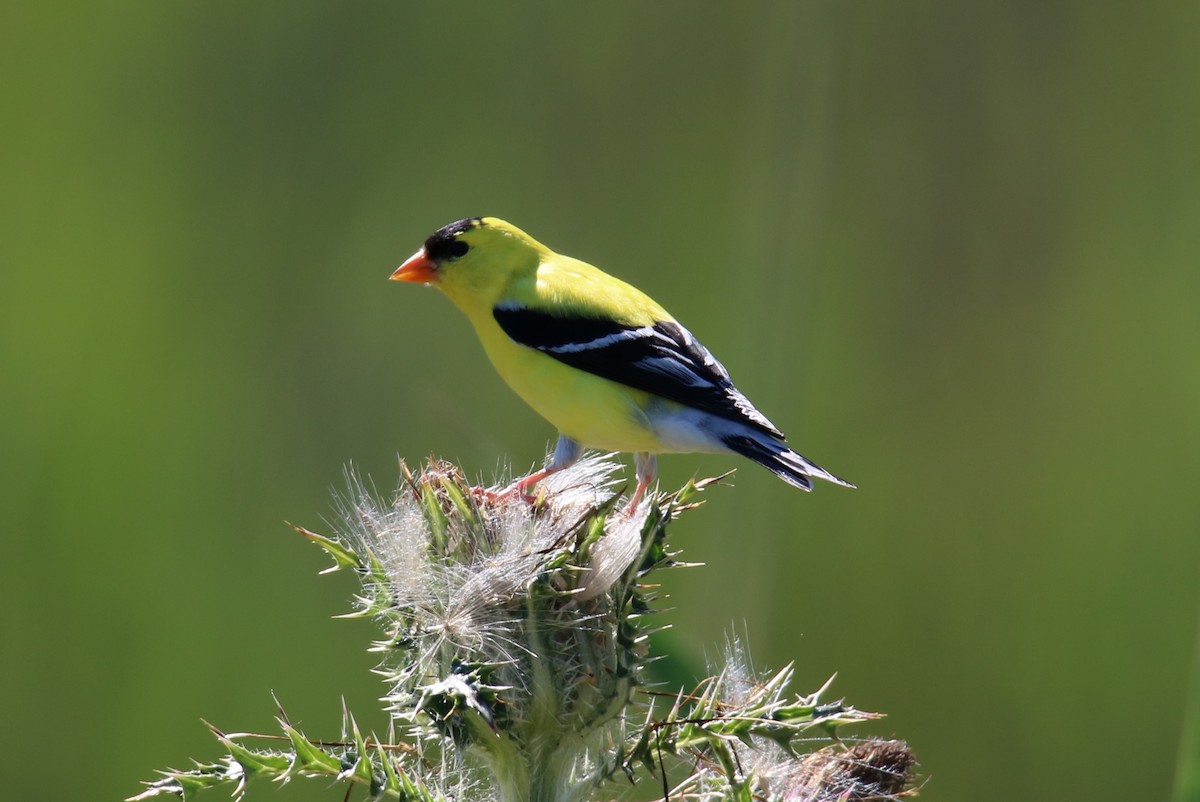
[469,484,538,506]
[622,477,653,516]
[468,485,505,504]
[507,468,556,507]
[470,473,547,508]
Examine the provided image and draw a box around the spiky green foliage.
[130,704,439,802]
[623,649,912,801]
[131,455,915,802]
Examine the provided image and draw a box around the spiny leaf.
[205,723,290,777]
[127,758,242,801]
[289,523,362,574]
[279,722,344,776]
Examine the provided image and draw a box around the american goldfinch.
[391,217,853,507]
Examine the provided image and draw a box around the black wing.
[492,305,784,439]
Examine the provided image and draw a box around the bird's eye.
[448,240,469,259]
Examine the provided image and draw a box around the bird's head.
[391,217,545,313]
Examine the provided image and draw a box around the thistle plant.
[132,454,915,802]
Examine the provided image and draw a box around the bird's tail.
[722,433,856,491]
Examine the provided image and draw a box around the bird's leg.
[506,435,582,502]
[627,452,658,512]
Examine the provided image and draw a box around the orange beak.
[390,249,437,283]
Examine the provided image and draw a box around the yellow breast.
[473,319,665,453]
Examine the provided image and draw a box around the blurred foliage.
[1,2,1196,802]
[1178,612,1200,802]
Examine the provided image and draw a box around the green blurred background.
[3,2,1197,800]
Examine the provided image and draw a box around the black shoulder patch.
[424,217,481,262]
[493,306,628,351]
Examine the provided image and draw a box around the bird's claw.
[469,483,543,508]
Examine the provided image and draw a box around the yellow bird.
[391,217,853,508]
